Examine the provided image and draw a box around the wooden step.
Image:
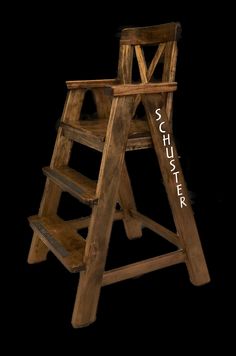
[28,215,86,272]
[43,166,97,206]
[61,119,152,152]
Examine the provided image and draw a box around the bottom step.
[28,215,86,272]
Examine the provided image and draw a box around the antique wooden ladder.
[28,22,210,327]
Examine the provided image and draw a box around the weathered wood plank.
[62,123,104,151]
[116,33,147,240]
[43,166,97,206]
[142,94,210,285]
[102,250,186,286]
[29,215,86,273]
[61,120,152,152]
[112,82,177,96]
[62,89,86,124]
[118,45,134,83]
[120,22,181,45]
[51,89,86,167]
[28,89,86,263]
[162,41,178,123]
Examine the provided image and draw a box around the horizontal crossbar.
[102,250,185,286]
[110,82,177,96]
[120,22,181,45]
[65,210,124,230]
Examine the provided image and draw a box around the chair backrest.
[117,22,181,119]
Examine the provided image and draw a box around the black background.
[4,1,230,351]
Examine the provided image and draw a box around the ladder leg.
[118,162,143,239]
[142,94,210,286]
[28,89,85,264]
[93,87,142,239]
[71,96,135,327]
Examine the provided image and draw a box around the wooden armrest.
[66,79,118,89]
[110,82,177,96]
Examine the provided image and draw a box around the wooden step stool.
[28,22,210,327]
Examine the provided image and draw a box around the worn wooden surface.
[66,79,118,89]
[102,250,186,286]
[142,94,210,285]
[29,215,85,272]
[62,122,104,151]
[43,166,97,205]
[62,89,86,124]
[62,119,152,152]
[117,44,133,83]
[72,95,135,327]
[28,89,85,263]
[28,180,62,263]
[117,42,144,239]
[120,22,181,45]
[111,82,177,96]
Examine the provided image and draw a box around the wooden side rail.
[110,82,177,96]
[66,80,177,96]
[102,250,186,286]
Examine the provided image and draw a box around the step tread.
[43,166,97,205]
[67,119,150,138]
[28,215,86,272]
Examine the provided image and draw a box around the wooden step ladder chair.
[28,22,210,327]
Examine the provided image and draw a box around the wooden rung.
[102,250,186,286]
[28,215,86,273]
[43,166,97,206]
[130,210,182,248]
[66,210,124,230]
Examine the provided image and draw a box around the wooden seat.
[27,22,210,328]
[61,119,152,151]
